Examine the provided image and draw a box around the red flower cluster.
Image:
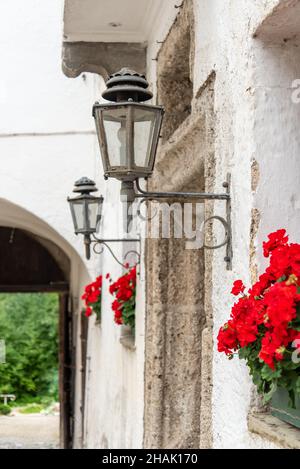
[218,230,300,369]
[263,229,288,258]
[231,280,245,296]
[217,295,264,355]
[82,275,102,319]
[109,266,136,328]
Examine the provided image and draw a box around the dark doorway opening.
[0,227,74,448]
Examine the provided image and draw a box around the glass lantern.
[67,177,103,235]
[93,68,164,181]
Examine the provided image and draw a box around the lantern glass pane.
[73,200,86,231]
[87,200,101,231]
[102,107,128,167]
[133,107,159,168]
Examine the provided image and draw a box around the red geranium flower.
[263,229,289,258]
[109,266,137,330]
[81,275,103,321]
[218,229,300,396]
[231,280,245,296]
[217,321,238,355]
[85,306,93,318]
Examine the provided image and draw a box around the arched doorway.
[0,199,90,449]
[0,226,72,448]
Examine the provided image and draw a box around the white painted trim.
[146,0,178,42]
[63,30,145,43]
[63,0,176,44]
[139,0,165,40]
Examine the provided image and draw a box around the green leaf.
[238,347,251,360]
[276,276,287,283]
[288,389,296,409]
[296,377,300,395]
[261,364,282,381]
[251,368,264,389]
[263,381,277,403]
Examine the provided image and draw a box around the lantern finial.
[73,177,98,194]
[102,68,153,103]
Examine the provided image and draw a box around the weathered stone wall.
[144,1,215,443]
[157,0,194,143]
[62,42,147,79]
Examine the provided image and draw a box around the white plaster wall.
[0,0,102,263]
[196,0,280,449]
[83,132,146,450]
[0,0,105,448]
[195,0,290,449]
[84,249,146,448]
[253,37,300,254]
[48,2,145,448]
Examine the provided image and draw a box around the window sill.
[248,412,300,449]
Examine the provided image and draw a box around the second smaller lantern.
[67,177,103,259]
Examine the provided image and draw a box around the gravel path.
[0,414,59,449]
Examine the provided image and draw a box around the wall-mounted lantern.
[67,177,140,264]
[92,68,233,269]
[93,68,164,182]
[68,177,103,259]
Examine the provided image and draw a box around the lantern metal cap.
[73,177,98,194]
[102,68,153,103]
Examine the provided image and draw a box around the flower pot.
[271,388,300,429]
[119,324,135,350]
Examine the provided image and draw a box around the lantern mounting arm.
[134,178,230,201]
[120,174,232,270]
[84,233,141,268]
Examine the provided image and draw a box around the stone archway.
[0,199,90,449]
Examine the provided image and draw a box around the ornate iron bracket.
[84,234,140,268]
[121,173,232,270]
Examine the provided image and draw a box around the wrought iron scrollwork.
[136,198,159,222]
[90,235,140,269]
[131,174,232,269]
[202,216,230,250]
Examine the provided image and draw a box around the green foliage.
[0,403,11,415]
[93,298,101,322]
[19,403,44,414]
[9,395,54,408]
[0,293,59,403]
[236,317,300,405]
[122,295,136,331]
[240,340,300,406]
